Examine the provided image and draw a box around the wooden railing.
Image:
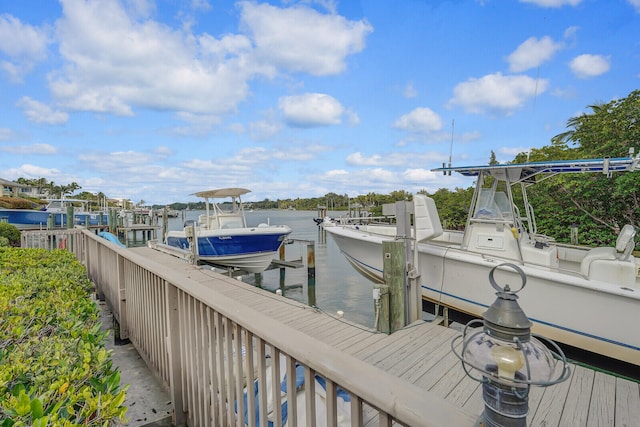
[21,228,476,427]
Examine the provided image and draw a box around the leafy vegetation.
[0,197,40,210]
[514,89,640,245]
[0,248,128,426]
[0,223,21,247]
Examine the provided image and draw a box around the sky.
[0,0,639,205]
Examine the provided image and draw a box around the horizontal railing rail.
[22,228,476,426]
[21,227,86,259]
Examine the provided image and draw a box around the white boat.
[325,155,640,366]
[165,188,292,273]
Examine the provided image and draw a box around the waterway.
[160,209,377,328]
[156,209,639,380]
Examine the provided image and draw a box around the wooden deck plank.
[587,371,616,426]
[445,375,481,408]
[357,322,443,365]
[334,330,386,353]
[414,351,462,392]
[557,364,594,427]
[529,361,574,427]
[615,377,640,427]
[429,353,471,400]
[312,319,372,342]
[379,328,450,377]
[393,333,454,385]
[294,313,347,333]
[462,385,484,418]
[340,330,392,356]
[320,324,377,348]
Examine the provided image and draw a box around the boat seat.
[580,224,637,285]
[414,194,443,242]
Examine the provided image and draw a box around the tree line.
[10,89,640,246]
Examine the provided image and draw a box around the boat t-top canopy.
[432,155,640,184]
[191,188,251,199]
[192,188,251,226]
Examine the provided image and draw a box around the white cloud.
[16,97,69,125]
[312,165,448,196]
[0,128,15,141]
[563,26,579,40]
[43,0,371,127]
[0,143,57,155]
[448,72,548,115]
[227,122,246,134]
[278,93,345,127]
[154,146,173,156]
[344,108,360,126]
[346,151,446,167]
[249,119,282,140]
[393,107,443,134]
[51,0,254,117]
[78,150,160,167]
[0,14,49,82]
[569,54,610,78]
[403,82,418,98]
[198,33,252,60]
[507,36,564,72]
[629,0,640,12]
[519,0,582,7]
[4,164,62,180]
[500,146,532,157]
[239,2,373,76]
[402,168,439,182]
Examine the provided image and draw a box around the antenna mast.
[448,119,454,175]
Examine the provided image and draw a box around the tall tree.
[527,90,640,245]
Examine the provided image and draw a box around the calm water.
[150,209,638,378]
[160,209,376,327]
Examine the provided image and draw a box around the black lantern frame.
[451,263,571,426]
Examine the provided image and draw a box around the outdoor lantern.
[451,263,571,427]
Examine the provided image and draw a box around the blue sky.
[1,0,639,205]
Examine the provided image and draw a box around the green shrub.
[0,223,20,247]
[0,248,128,426]
[0,198,37,210]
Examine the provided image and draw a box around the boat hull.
[165,225,291,273]
[0,209,108,229]
[325,225,640,366]
[0,209,56,228]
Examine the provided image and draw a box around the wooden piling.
[383,240,406,333]
[375,283,390,333]
[66,206,74,229]
[307,242,315,279]
[279,244,286,284]
[162,208,168,242]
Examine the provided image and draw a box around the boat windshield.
[473,189,512,220]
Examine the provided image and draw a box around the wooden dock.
[129,245,640,426]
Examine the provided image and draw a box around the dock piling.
[383,240,406,333]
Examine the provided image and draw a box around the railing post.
[165,282,186,426]
[116,254,128,340]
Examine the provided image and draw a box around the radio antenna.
[448,119,454,175]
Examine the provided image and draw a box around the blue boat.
[0,198,107,229]
[165,188,292,273]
